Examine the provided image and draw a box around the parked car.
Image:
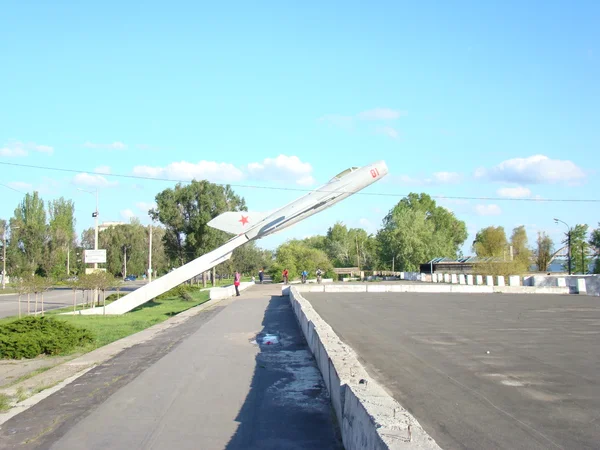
[124,275,137,281]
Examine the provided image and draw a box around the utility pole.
[67,246,70,277]
[392,256,395,273]
[123,246,127,280]
[356,235,360,270]
[567,230,572,275]
[148,224,153,283]
[1,229,6,290]
[582,242,585,274]
[554,218,572,275]
[2,226,19,289]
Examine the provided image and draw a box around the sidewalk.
[0,284,342,450]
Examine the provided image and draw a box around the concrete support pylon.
[75,235,246,315]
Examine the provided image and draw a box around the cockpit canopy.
[330,166,360,182]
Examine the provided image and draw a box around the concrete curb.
[209,281,254,300]
[0,291,234,426]
[287,286,441,450]
[282,284,569,295]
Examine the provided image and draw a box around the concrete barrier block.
[557,278,567,287]
[443,273,450,283]
[366,284,388,293]
[497,276,505,287]
[486,275,494,286]
[280,286,291,296]
[458,274,466,285]
[509,275,521,287]
[475,275,483,285]
[451,274,458,284]
[388,284,409,293]
[466,274,474,285]
[328,360,344,429]
[451,285,494,294]
[400,272,405,280]
[577,279,587,294]
[324,284,367,293]
[432,273,438,283]
[341,387,388,450]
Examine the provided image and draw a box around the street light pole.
[79,188,99,305]
[554,218,572,275]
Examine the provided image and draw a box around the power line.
[1,160,599,203]
[0,182,27,195]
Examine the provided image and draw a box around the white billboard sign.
[84,249,107,264]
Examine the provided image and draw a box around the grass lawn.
[54,289,210,350]
[0,287,18,295]
[0,289,211,357]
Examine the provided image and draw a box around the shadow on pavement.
[225,295,343,450]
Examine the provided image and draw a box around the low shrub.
[0,316,94,359]
[156,284,196,301]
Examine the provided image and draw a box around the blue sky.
[1,1,598,255]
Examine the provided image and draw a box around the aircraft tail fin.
[207,211,268,235]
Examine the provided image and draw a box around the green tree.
[10,192,48,276]
[590,224,600,274]
[535,231,553,272]
[46,197,76,279]
[270,240,333,282]
[564,224,589,274]
[473,226,508,258]
[376,193,467,271]
[226,242,272,276]
[150,181,246,265]
[510,225,531,272]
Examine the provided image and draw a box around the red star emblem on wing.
[239,215,249,226]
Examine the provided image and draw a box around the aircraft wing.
[207,211,269,235]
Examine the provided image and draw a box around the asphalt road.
[305,292,600,450]
[0,281,144,319]
[0,285,342,450]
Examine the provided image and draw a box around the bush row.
[0,317,94,359]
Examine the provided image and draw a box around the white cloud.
[475,155,586,184]
[84,141,127,150]
[120,209,136,220]
[7,181,33,191]
[474,204,502,216]
[33,144,54,154]
[248,155,315,186]
[136,202,157,213]
[94,166,111,175]
[0,146,27,157]
[133,160,245,182]
[72,173,118,187]
[0,141,53,157]
[358,108,405,120]
[432,171,462,184]
[375,126,399,139]
[394,171,463,185]
[496,186,532,198]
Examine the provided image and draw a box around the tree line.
[2,184,599,285]
[0,180,271,283]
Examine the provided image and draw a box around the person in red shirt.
[234,271,241,296]
[282,269,289,284]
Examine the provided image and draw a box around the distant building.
[98,221,126,233]
[420,256,498,274]
[421,255,598,274]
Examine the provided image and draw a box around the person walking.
[282,268,289,284]
[258,268,264,284]
[234,271,241,296]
